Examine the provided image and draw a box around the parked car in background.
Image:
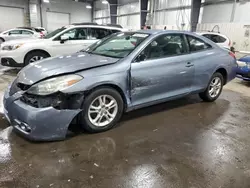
[0,23,123,67]
[17,27,45,38]
[236,55,250,81]
[197,32,231,50]
[0,28,41,44]
[35,27,48,35]
[3,30,237,141]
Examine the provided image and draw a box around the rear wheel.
[24,51,49,66]
[80,87,124,133]
[199,72,223,102]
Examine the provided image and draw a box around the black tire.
[80,87,124,133]
[24,51,49,66]
[199,72,224,102]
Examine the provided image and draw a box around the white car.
[0,24,123,67]
[0,28,41,44]
[197,32,231,50]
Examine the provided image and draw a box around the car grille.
[20,93,61,108]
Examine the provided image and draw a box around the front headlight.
[237,60,247,67]
[27,74,83,95]
[2,43,23,51]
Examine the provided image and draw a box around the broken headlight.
[27,74,83,95]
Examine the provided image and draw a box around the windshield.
[86,32,150,58]
[44,27,67,39]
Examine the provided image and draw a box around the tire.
[80,87,124,133]
[0,38,5,44]
[199,72,224,102]
[24,51,49,66]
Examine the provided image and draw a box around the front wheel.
[24,51,49,66]
[80,87,124,133]
[199,72,224,102]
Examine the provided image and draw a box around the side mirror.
[60,35,69,43]
[8,32,11,36]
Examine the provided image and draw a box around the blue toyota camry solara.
[3,30,237,141]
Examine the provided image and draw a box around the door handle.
[186,62,194,67]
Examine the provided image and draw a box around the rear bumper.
[3,89,81,141]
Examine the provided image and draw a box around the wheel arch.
[215,67,228,85]
[85,83,129,111]
[24,49,51,62]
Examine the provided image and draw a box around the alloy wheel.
[88,95,118,127]
[209,77,222,98]
[29,56,44,63]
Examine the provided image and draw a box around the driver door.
[131,33,195,106]
[49,27,89,56]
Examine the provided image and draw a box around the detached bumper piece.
[6,100,81,141]
[1,58,23,67]
[4,83,84,141]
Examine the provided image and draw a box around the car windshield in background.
[86,32,150,58]
[44,27,67,39]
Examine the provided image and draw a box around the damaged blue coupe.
[3,30,237,141]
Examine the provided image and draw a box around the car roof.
[135,29,199,35]
[66,24,123,30]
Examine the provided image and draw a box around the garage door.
[46,12,70,32]
[0,6,24,32]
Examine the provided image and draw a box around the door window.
[88,28,110,39]
[137,34,188,61]
[57,28,88,40]
[186,35,212,52]
[21,30,33,35]
[111,29,121,34]
[9,30,21,35]
[203,34,226,43]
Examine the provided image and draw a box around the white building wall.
[201,1,250,24]
[201,3,232,23]
[154,0,191,9]
[0,0,29,30]
[199,1,250,51]
[117,2,140,30]
[94,2,140,30]
[154,9,191,30]
[0,0,28,9]
[41,0,91,30]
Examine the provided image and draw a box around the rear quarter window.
[203,34,226,43]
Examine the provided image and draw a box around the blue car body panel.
[236,55,250,80]
[3,30,237,141]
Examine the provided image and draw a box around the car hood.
[17,52,120,85]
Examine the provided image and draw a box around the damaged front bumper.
[3,87,82,141]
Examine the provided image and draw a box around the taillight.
[229,51,236,59]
